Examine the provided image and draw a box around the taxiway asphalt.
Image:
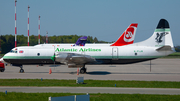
[0,87,180,95]
[0,59,180,81]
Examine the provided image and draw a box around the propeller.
[53,53,56,69]
[50,53,56,68]
[50,45,56,68]
[50,53,55,62]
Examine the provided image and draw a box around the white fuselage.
[3,44,174,65]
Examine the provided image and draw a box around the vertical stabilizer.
[73,36,87,46]
[111,23,138,46]
[136,19,174,48]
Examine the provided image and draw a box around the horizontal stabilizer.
[156,45,172,51]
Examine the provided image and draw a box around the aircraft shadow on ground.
[87,71,111,75]
[86,72,180,75]
[49,65,61,67]
[25,71,111,75]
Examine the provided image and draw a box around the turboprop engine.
[55,52,96,67]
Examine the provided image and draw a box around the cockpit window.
[9,50,17,53]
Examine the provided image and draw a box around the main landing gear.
[19,66,24,73]
[80,65,86,74]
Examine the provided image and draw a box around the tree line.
[175,46,180,52]
[0,35,108,54]
[1,35,180,54]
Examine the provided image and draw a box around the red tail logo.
[124,27,135,42]
[125,31,133,39]
[111,23,138,46]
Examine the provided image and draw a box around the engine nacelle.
[55,52,69,63]
[54,52,96,65]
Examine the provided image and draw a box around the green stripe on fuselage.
[3,55,162,60]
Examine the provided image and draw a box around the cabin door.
[112,47,118,59]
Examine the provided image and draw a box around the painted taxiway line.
[0,87,180,95]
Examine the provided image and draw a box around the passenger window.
[135,53,137,55]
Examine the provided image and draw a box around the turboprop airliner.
[2,19,175,74]
[0,23,138,72]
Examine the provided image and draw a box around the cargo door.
[112,47,118,59]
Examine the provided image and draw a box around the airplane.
[1,22,142,73]
[73,36,87,46]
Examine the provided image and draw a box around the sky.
[0,0,180,45]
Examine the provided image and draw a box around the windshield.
[9,50,17,53]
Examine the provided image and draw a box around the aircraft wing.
[55,52,96,67]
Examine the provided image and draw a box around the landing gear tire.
[19,68,24,73]
[0,69,5,72]
[80,68,86,74]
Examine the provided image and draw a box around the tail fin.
[73,36,87,46]
[136,19,174,47]
[111,23,138,46]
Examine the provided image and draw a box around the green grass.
[0,92,180,101]
[162,52,180,58]
[0,79,180,88]
[169,52,180,56]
